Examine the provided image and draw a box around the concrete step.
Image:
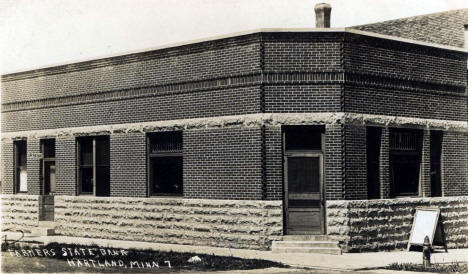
[272,240,339,248]
[30,227,55,236]
[282,235,329,241]
[38,221,56,228]
[272,246,342,255]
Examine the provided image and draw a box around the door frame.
[284,151,325,235]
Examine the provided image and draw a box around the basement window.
[77,136,110,196]
[14,140,27,193]
[148,131,183,196]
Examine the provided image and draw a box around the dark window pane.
[42,139,55,158]
[16,141,27,167]
[284,126,323,151]
[391,154,420,196]
[367,127,381,199]
[149,131,182,153]
[80,139,93,166]
[287,157,320,193]
[95,137,110,166]
[80,167,93,193]
[288,200,320,207]
[430,131,442,197]
[151,156,183,195]
[96,166,110,196]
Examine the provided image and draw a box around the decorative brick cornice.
[345,71,466,94]
[3,71,464,113]
[3,112,466,141]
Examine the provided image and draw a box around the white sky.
[0,0,467,75]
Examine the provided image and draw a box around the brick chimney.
[314,3,332,28]
[465,24,468,49]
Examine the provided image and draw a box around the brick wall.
[26,138,41,195]
[344,125,367,200]
[2,86,262,132]
[325,124,344,200]
[264,85,342,113]
[110,133,147,197]
[2,36,262,104]
[344,34,466,85]
[1,141,14,194]
[442,131,468,196]
[265,126,283,200]
[344,86,467,121]
[263,39,342,72]
[55,137,76,196]
[184,127,263,200]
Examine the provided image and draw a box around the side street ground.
[2,232,468,273]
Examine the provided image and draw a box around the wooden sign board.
[407,208,441,250]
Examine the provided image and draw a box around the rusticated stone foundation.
[327,196,468,252]
[55,196,283,250]
[1,195,39,233]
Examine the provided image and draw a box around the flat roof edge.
[2,27,466,78]
[346,28,468,53]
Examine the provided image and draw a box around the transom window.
[148,131,183,196]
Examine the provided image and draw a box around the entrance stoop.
[271,235,341,255]
[30,221,56,236]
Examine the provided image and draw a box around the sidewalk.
[3,232,468,271]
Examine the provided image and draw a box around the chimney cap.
[314,3,332,10]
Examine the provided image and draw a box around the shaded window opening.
[41,139,56,195]
[283,125,324,151]
[148,131,183,196]
[430,131,443,197]
[366,127,381,199]
[77,136,110,196]
[389,129,423,197]
[14,140,27,193]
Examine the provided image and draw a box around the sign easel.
[407,207,447,252]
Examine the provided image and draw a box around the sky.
[0,0,467,75]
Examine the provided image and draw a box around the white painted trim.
[2,113,466,140]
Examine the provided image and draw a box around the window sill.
[149,195,184,199]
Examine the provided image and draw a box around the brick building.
[1,5,467,252]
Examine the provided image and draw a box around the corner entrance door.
[43,160,56,195]
[285,154,324,235]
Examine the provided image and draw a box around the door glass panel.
[288,157,320,193]
[49,165,56,194]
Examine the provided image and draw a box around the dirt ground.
[0,252,361,273]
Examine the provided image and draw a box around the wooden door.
[285,154,323,234]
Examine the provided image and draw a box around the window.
[148,131,183,196]
[389,129,423,197]
[283,125,324,151]
[14,140,27,193]
[77,136,110,196]
[366,127,381,199]
[430,131,443,197]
